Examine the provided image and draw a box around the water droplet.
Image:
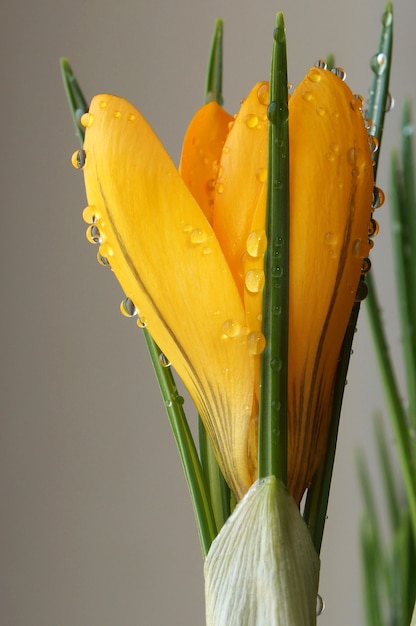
[190,229,207,244]
[270,358,282,371]
[385,92,395,112]
[316,594,325,616]
[99,100,107,109]
[355,280,368,302]
[371,52,387,75]
[245,270,265,293]
[202,246,212,255]
[82,205,96,224]
[113,110,121,119]
[331,67,346,81]
[257,83,269,106]
[71,149,86,169]
[368,218,379,237]
[216,182,224,194]
[159,353,171,367]
[267,101,288,125]
[244,113,259,129]
[352,238,369,258]
[96,251,110,266]
[255,168,267,183]
[347,147,365,167]
[350,94,364,112]
[128,113,135,122]
[246,230,267,258]
[222,319,241,338]
[136,315,148,328]
[98,242,113,259]
[316,106,326,117]
[247,331,266,355]
[302,91,313,102]
[372,186,385,209]
[361,258,371,274]
[314,59,327,70]
[307,68,321,83]
[80,112,94,128]
[165,399,173,408]
[368,135,379,154]
[271,265,283,278]
[120,297,137,317]
[86,224,102,244]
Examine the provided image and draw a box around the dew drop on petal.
[257,83,269,106]
[71,149,86,169]
[355,280,368,302]
[302,91,313,102]
[82,205,96,224]
[190,229,207,244]
[80,112,94,128]
[222,319,241,338]
[361,258,372,275]
[247,331,266,355]
[245,270,265,293]
[368,218,379,238]
[99,100,107,109]
[136,315,148,328]
[244,113,259,129]
[113,110,121,119]
[246,230,267,258]
[98,242,113,259]
[368,135,379,154]
[96,251,110,267]
[159,353,171,367]
[372,186,385,209]
[120,297,137,318]
[86,224,102,244]
[255,168,267,183]
[307,68,322,83]
[331,67,346,81]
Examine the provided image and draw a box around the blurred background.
[1,0,415,624]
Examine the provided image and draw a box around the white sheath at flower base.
[204,477,320,626]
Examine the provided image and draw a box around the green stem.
[258,12,289,483]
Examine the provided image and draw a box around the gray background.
[2,0,415,624]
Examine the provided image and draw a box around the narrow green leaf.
[143,330,217,556]
[60,58,88,143]
[259,11,289,484]
[205,19,223,105]
[366,1,393,177]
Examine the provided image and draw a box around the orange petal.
[287,68,373,502]
[212,82,269,296]
[179,101,233,223]
[81,95,255,499]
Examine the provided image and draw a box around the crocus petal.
[205,477,320,626]
[287,68,373,502]
[179,101,233,223]
[212,82,269,296]
[81,95,256,499]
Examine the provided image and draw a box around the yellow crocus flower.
[76,65,373,503]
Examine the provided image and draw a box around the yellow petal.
[205,477,320,626]
[212,82,269,296]
[288,68,373,502]
[81,95,256,499]
[179,101,233,223]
